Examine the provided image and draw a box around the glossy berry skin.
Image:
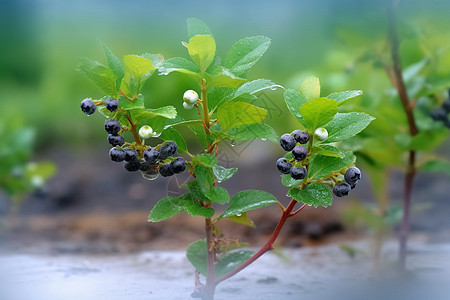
[291,130,310,144]
[159,141,177,159]
[430,108,447,121]
[276,158,292,174]
[280,134,296,151]
[292,145,307,161]
[442,99,450,113]
[124,149,138,162]
[143,147,160,162]
[290,166,307,180]
[139,125,153,139]
[124,160,140,172]
[109,148,126,162]
[344,166,361,184]
[107,134,124,146]
[105,98,119,112]
[159,163,174,177]
[349,180,358,190]
[170,157,186,174]
[104,119,121,134]
[333,182,351,197]
[183,102,195,110]
[80,98,96,115]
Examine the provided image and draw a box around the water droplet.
[261,138,267,141]
[217,180,222,184]
[270,87,277,91]
[141,171,159,181]
[230,140,237,147]
[236,213,242,217]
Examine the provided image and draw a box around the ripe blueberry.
[349,180,358,190]
[159,163,174,177]
[292,145,307,161]
[333,182,351,197]
[291,130,310,144]
[143,147,160,162]
[170,157,186,174]
[344,166,361,184]
[276,158,292,174]
[159,141,177,159]
[442,99,450,114]
[430,108,447,122]
[105,119,121,134]
[124,149,138,162]
[290,166,307,180]
[139,160,157,172]
[109,148,126,162]
[124,160,140,172]
[280,134,296,151]
[105,98,119,112]
[80,98,96,115]
[107,134,124,146]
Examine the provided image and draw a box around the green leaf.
[123,55,155,79]
[224,36,271,78]
[77,58,117,95]
[193,153,217,167]
[224,213,256,228]
[221,190,278,218]
[212,165,238,182]
[284,88,307,124]
[130,106,177,123]
[395,129,448,151]
[300,97,338,130]
[194,166,214,193]
[325,112,375,143]
[207,186,230,204]
[141,53,164,68]
[233,79,281,100]
[326,90,362,106]
[308,152,356,180]
[188,35,216,73]
[281,174,302,188]
[25,161,57,180]
[312,145,343,157]
[288,183,332,208]
[189,125,208,148]
[186,239,208,276]
[158,57,202,79]
[159,128,187,154]
[184,193,215,218]
[421,159,450,176]
[226,123,278,143]
[300,76,320,101]
[148,196,185,222]
[217,101,267,131]
[206,67,247,88]
[215,250,254,277]
[119,94,145,110]
[187,18,213,38]
[102,43,124,92]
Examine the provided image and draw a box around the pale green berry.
[314,127,328,141]
[183,90,199,104]
[139,125,154,139]
[183,102,195,110]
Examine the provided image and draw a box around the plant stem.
[124,112,143,146]
[201,79,210,130]
[387,1,418,272]
[204,202,216,300]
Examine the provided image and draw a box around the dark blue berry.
[290,166,307,180]
[159,141,177,159]
[124,149,138,162]
[291,130,310,144]
[442,99,450,113]
[124,160,140,172]
[140,160,157,172]
[276,158,292,174]
[349,180,358,190]
[105,98,119,112]
[333,182,351,197]
[104,119,121,134]
[170,157,186,174]
[159,163,174,177]
[292,145,307,161]
[344,167,361,184]
[280,134,296,151]
[80,98,96,115]
[430,108,447,122]
[107,134,124,146]
[144,147,160,162]
[109,148,125,162]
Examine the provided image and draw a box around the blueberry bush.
[78,19,374,299]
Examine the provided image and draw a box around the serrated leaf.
[148,196,185,222]
[325,112,375,143]
[221,190,278,218]
[326,90,362,106]
[186,239,208,276]
[215,250,254,277]
[300,76,320,101]
[308,152,355,180]
[130,106,177,124]
[184,193,215,218]
[158,57,202,79]
[312,145,343,157]
[102,43,124,92]
[224,213,256,228]
[119,95,145,110]
[194,166,214,193]
[233,79,281,100]
[284,89,307,123]
[123,55,155,79]
[141,53,164,68]
[300,97,338,130]
[212,165,238,182]
[206,186,230,204]
[187,18,213,38]
[224,36,271,78]
[217,101,267,131]
[281,173,302,188]
[420,159,450,177]
[193,153,217,167]
[77,58,117,95]
[159,128,187,154]
[188,35,216,73]
[288,183,332,208]
[206,66,247,88]
[226,123,278,143]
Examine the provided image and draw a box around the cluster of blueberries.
[430,93,450,128]
[80,97,186,177]
[276,130,310,180]
[332,166,361,197]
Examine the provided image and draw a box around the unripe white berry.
[183,102,195,110]
[183,90,199,104]
[139,125,154,139]
[31,175,44,188]
[314,127,328,141]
